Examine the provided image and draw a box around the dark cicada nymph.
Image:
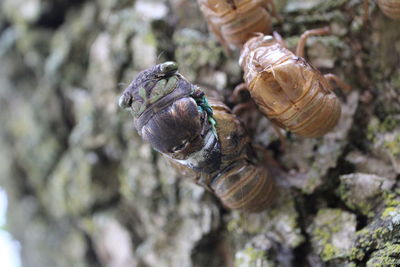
[119,62,275,212]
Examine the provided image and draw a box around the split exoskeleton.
[239,27,351,137]
[197,0,279,52]
[378,0,400,19]
[364,0,400,20]
[119,62,276,212]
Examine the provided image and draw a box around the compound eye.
[118,92,132,109]
[160,61,178,75]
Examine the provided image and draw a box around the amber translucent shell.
[241,38,341,137]
[211,160,275,212]
[378,0,400,19]
[198,0,273,48]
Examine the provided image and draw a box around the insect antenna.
[156,51,166,63]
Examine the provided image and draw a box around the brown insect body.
[119,63,221,173]
[197,0,276,50]
[195,98,275,212]
[363,0,400,21]
[377,0,400,19]
[239,31,343,137]
[119,62,275,212]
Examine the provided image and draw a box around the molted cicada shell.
[364,0,400,21]
[239,28,351,138]
[197,0,279,52]
[119,62,276,212]
[377,0,400,19]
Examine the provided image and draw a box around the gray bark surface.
[0,0,399,266]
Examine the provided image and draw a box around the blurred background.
[0,0,399,266]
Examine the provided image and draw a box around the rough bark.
[0,0,399,266]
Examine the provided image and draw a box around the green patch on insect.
[148,76,179,104]
[192,90,218,140]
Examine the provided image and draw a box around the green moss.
[382,193,400,218]
[374,226,390,237]
[321,244,340,261]
[227,215,242,233]
[384,193,400,205]
[226,212,270,235]
[382,207,399,218]
[226,213,263,234]
[313,225,342,261]
[144,31,157,46]
[235,247,268,267]
[386,244,400,254]
[386,198,400,206]
[244,247,266,261]
[383,135,400,156]
[367,244,400,267]
[367,118,380,142]
[354,225,392,253]
[367,115,400,151]
[350,247,365,261]
[311,209,356,261]
[360,204,374,217]
[337,185,352,207]
[380,116,397,132]
[337,183,375,217]
[173,29,223,81]
[313,227,331,242]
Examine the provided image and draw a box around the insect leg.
[232,102,261,137]
[271,123,287,151]
[231,83,249,103]
[324,74,352,93]
[296,27,331,58]
[272,31,287,48]
[253,143,283,169]
[261,0,283,22]
[192,171,215,193]
[232,102,254,116]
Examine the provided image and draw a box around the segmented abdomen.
[166,94,276,212]
[243,43,341,137]
[211,160,275,212]
[267,83,341,137]
[378,0,400,19]
[222,6,272,46]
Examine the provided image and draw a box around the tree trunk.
[0,0,399,266]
